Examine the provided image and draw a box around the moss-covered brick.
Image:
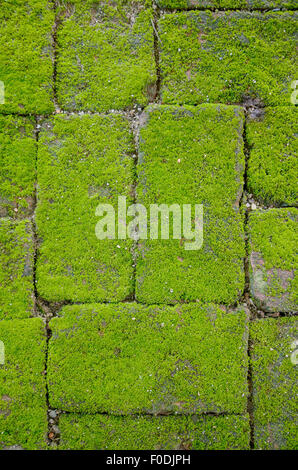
[135,104,245,304]
[0,318,47,449]
[48,303,249,414]
[251,317,298,450]
[0,0,54,114]
[0,116,36,219]
[158,11,297,107]
[246,107,297,207]
[58,413,250,450]
[56,0,156,112]
[0,219,34,320]
[155,0,297,9]
[248,208,297,312]
[36,114,134,303]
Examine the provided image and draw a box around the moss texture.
[246,107,297,207]
[56,0,156,112]
[0,318,47,450]
[156,0,298,9]
[0,0,54,114]
[248,208,297,312]
[250,317,298,450]
[58,413,250,450]
[48,303,249,414]
[0,116,36,218]
[136,104,245,304]
[36,114,135,303]
[0,219,34,320]
[158,11,297,106]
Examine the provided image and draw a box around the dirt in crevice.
[159,5,284,14]
[124,107,145,301]
[152,4,161,103]
[51,0,64,111]
[247,335,255,450]
[241,109,255,450]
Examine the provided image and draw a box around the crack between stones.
[159,6,296,14]
[126,109,144,302]
[30,117,56,446]
[32,116,59,447]
[241,112,255,450]
[152,4,161,103]
[247,335,254,450]
[34,297,298,321]
[51,0,61,111]
[53,409,245,418]
[45,319,55,446]
[1,104,296,120]
[31,117,40,317]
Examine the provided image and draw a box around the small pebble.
[49,410,57,419]
[52,425,60,435]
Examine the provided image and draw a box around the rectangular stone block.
[136,104,245,304]
[56,0,156,112]
[0,219,34,320]
[251,317,298,450]
[0,318,47,450]
[248,208,297,312]
[246,107,297,207]
[59,413,250,450]
[0,116,36,219]
[0,0,54,114]
[36,114,135,302]
[48,303,249,414]
[158,11,297,106]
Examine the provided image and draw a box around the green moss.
[0,219,34,320]
[156,0,297,9]
[0,0,54,114]
[48,302,248,414]
[250,317,298,450]
[36,114,135,302]
[246,107,297,207]
[136,104,245,304]
[58,413,250,450]
[0,318,47,449]
[248,208,297,312]
[0,116,36,218]
[56,0,156,112]
[158,11,297,106]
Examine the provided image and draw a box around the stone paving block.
[0,219,34,320]
[246,107,297,207]
[0,116,36,218]
[158,11,297,106]
[250,317,298,450]
[58,413,250,450]
[0,0,54,114]
[48,303,249,414]
[0,318,47,450]
[248,208,297,312]
[156,0,297,9]
[56,0,156,112]
[135,104,245,304]
[36,114,135,303]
